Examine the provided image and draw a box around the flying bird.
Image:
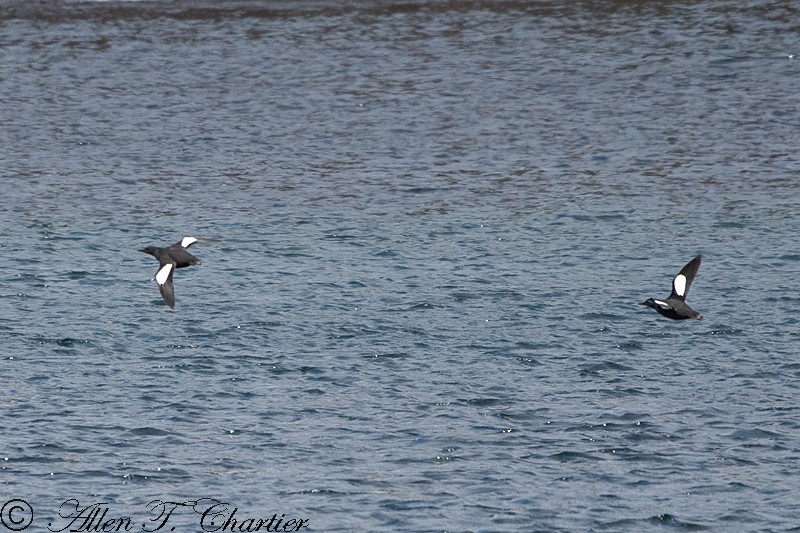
[642,255,703,320]
[141,236,201,309]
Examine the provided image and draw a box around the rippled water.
[1,1,800,531]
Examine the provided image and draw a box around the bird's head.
[641,298,657,309]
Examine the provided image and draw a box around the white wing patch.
[673,274,687,297]
[155,263,173,285]
[181,236,198,248]
[653,299,671,309]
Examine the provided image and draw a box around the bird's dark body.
[141,243,200,269]
[642,297,699,320]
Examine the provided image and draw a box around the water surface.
[1,1,799,531]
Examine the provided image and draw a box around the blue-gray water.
[1,1,800,531]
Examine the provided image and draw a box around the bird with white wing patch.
[141,236,203,309]
[642,255,703,320]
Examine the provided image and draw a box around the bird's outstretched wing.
[156,262,176,309]
[669,255,701,301]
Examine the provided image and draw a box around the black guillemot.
[642,255,703,320]
[141,236,201,309]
